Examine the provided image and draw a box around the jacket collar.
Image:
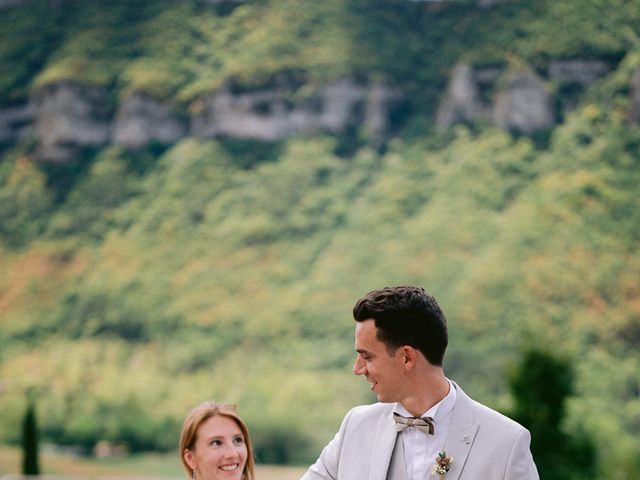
[441,382,479,480]
[369,406,399,480]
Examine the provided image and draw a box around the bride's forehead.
[198,415,242,436]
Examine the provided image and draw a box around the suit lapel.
[442,383,479,480]
[369,406,399,480]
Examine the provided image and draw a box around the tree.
[508,349,596,480]
[0,158,53,249]
[21,400,40,476]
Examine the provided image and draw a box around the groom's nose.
[353,355,366,375]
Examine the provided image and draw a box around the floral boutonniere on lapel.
[431,451,453,479]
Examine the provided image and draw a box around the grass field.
[0,445,306,480]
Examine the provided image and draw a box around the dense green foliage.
[2,0,640,108]
[1,0,640,478]
[21,401,40,475]
[509,349,595,480]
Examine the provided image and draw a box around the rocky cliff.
[436,58,613,134]
[2,52,634,162]
[1,0,637,164]
[0,74,405,161]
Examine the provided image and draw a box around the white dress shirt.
[395,379,457,480]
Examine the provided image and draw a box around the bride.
[180,401,255,480]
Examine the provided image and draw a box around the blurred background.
[1,0,639,479]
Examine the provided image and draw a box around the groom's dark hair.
[353,285,448,366]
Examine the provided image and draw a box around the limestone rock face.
[8,54,620,159]
[15,75,401,162]
[548,59,610,85]
[364,80,402,146]
[436,63,488,128]
[436,57,615,134]
[0,103,34,144]
[191,77,400,144]
[33,82,112,162]
[493,71,554,134]
[112,92,187,149]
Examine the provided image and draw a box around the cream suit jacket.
[301,382,539,480]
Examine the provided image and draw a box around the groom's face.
[353,319,407,403]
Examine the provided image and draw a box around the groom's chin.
[374,391,387,402]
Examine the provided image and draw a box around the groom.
[301,285,539,480]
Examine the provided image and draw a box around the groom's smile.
[353,319,407,403]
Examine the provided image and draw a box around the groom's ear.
[401,346,418,370]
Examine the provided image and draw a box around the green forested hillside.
[1,0,640,478]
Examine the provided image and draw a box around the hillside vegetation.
[1,0,640,478]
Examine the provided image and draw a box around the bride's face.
[184,415,248,480]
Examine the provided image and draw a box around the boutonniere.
[431,451,453,479]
